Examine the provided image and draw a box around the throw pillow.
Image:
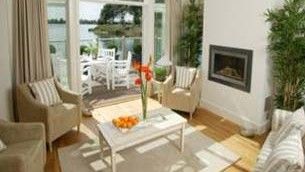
[273,107,305,146]
[0,139,7,152]
[175,66,196,89]
[29,78,62,106]
[263,128,304,172]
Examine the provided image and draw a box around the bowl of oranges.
[112,115,140,132]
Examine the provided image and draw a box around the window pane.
[154,4,166,63]
[47,0,69,87]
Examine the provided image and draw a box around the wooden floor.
[45,105,267,172]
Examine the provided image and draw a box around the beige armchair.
[162,68,202,119]
[0,120,46,172]
[16,78,82,151]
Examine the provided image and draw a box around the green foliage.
[80,45,90,55]
[86,42,98,58]
[98,4,141,25]
[266,0,305,111]
[49,44,56,54]
[107,44,118,53]
[154,67,167,82]
[133,42,142,56]
[92,24,141,38]
[177,0,203,67]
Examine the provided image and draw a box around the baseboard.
[200,99,269,135]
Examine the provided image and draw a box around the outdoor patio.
[83,71,141,109]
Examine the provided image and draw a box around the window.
[47,0,69,87]
[154,2,166,62]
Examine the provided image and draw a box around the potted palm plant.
[266,0,305,112]
[177,0,203,67]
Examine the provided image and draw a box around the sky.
[48,1,133,21]
[79,1,103,20]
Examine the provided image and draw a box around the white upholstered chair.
[162,67,202,119]
[111,51,132,90]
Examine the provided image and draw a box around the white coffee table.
[97,107,187,172]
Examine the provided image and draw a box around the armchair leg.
[48,142,53,152]
[189,112,193,120]
[77,124,80,133]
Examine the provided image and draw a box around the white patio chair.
[81,64,92,96]
[92,48,116,90]
[52,56,68,86]
[111,51,132,90]
[98,48,115,60]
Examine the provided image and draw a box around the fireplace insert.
[208,45,253,92]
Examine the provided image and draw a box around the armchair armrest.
[0,155,26,172]
[163,75,174,92]
[272,109,293,131]
[55,80,82,105]
[16,85,48,123]
[189,70,202,109]
[190,70,202,95]
[0,121,45,145]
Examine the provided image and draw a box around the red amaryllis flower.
[140,65,150,73]
[135,78,142,86]
[133,61,141,71]
[145,72,152,81]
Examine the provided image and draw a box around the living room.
[1,0,305,171]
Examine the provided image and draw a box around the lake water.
[49,24,98,42]
[48,24,141,59]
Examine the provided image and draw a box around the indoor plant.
[133,56,153,120]
[266,0,305,111]
[154,66,167,82]
[177,0,203,67]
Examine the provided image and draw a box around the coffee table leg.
[180,123,185,152]
[111,150,116,172]
[99,135,104,157]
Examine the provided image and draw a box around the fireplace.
[208,45,253,92]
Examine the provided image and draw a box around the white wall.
[0,0,13,121]
[201,0,282,133]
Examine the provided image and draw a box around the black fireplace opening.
[208,45,253,92]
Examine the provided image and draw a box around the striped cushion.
[0,139,6,152]
[272,109,293,131]
[175,66,196,89]
[273,108,305,146]
[263,128,304,172]
[253,132,276,172]
[29,78,62,106]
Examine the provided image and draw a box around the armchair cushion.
[171,87,191,97]
[273,107,305,146]
[263,128,304,172]
[0,139,6,152]
[29,78,62,106]
[175,66,196,89]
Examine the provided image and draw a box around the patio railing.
[49,37,142,60]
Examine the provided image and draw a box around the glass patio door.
[47,0,70,88]
[154,1,166,62]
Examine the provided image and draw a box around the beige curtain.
[13,0,52,85]
[166,0,183,65]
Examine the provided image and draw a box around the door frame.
[67,0,163,93]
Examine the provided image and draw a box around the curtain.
[13,0,52,85]
[166,0,183,65]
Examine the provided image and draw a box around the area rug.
[58,124,240,172]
